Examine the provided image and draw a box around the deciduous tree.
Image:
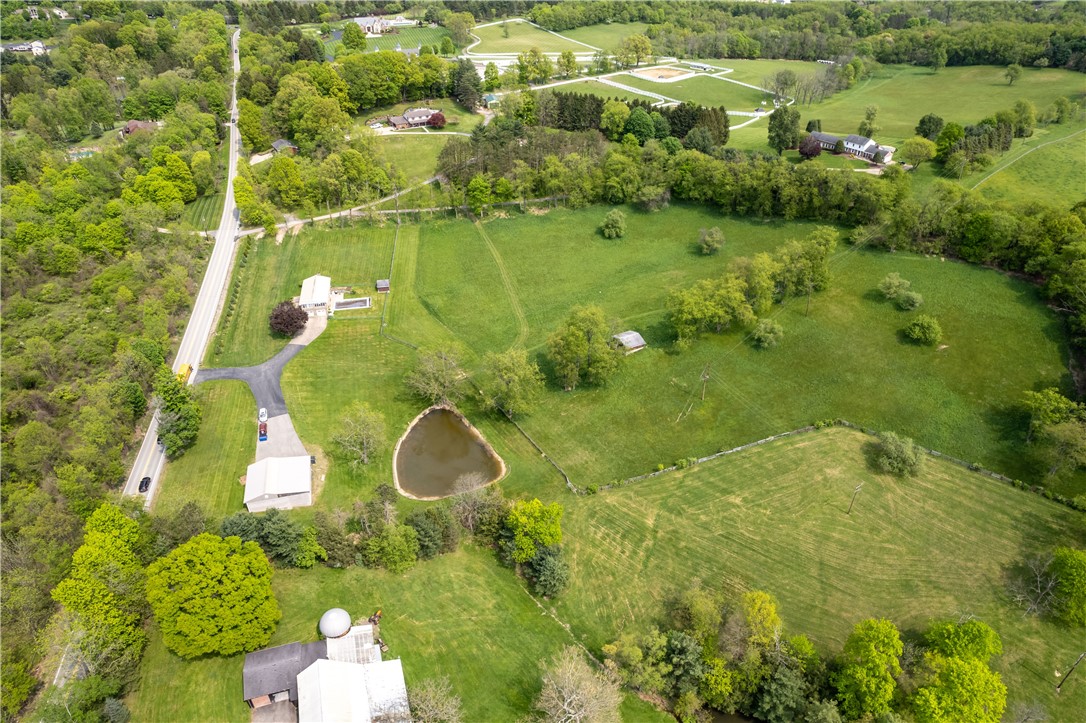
[768,105,801,155]
[536,646,622,723]
[1005,63,1022,85]
[409,676,463,723]
[145,533,281,658]
[875,431,924,476]
[332,404,387,468]
[506,498,563,563]
[269,300,308,336]
[899,136,937,169]
[547,306,621,390]
[341,21,366,52]
[833,618,902,720]
[480,349,545,419]
[406,347,464,405]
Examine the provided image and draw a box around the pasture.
[555,78,664,105]
[557,21,651,50]
[970,123,1086,207]
[617,72,769,110]
[407,206,1071,491]
[470,20,591,54]
[375,134,449,185]
[555,426,1086,718]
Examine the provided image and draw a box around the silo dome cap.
[319,608,352,638]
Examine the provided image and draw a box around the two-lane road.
[123,29,243,504]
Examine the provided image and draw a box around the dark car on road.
[139,476,151,493]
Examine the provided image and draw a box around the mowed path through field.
[473,220,530,349]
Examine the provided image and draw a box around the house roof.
[388,115,408,127]
[845,134,878,151]
[613,331,647,349]
[809,131,838,144]
[300,274,331,306]
[376,279,390,289]
[244,456,312,504]
[403,108,435,122]
[483,94,499,102]
[243,640,326,702]
[124,120,157,133]
[271,139,297,151]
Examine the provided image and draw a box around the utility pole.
[701,364,710,400]
[1056,651,1086,694]
[847,482,864,515]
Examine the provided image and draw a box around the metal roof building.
[613,330,647,354]
[244,456,313,513]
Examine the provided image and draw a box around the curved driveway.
[194,316,327,460]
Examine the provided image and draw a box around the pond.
[393,407,505,499]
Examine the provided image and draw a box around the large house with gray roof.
[808,131,895,163]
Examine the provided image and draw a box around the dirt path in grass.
[473,220,530,349]
[970,127,1086,191]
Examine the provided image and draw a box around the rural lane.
[123,29,243,506]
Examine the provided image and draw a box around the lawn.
[470,20,591,54]
[152,380,253,520]
[205,223,395,369]
[554,426,1086,718]
[557,21,651,50]
[180,192,226,231]
[361,98,483,132]
[129,545,670,722]
[711,58,824,86]
[365,26,450,52]
[617,72,770,109]
[377,134,449,185]
[783,149,871,169]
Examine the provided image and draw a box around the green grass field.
[153,381,253,520]
[180,192,226,231]
[617,73,769,110]
[556,79,664,104]
[783,150,871,169]
[405,206,1072,492]
[554,426,1086,717]
[795,65,1086,146]
[379,134,451,185]
[129,545,672,722]
[205,224,395,368]
[970,124,1086,207]
[470,20,591,54]
[366,26,450,52]
[713,58,824,85]
[557,21,651,50]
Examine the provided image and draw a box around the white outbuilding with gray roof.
[244,456,312,513]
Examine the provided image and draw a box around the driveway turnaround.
[194,315,327,458]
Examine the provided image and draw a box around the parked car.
[258,407,268,422]
[139,476,151,493]
[369,122,382,130]
[258,422,268,441]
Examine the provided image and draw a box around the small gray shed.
[376,279,390,293]
[613,331,647,354]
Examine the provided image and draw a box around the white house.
[244,456,312,513]
[30,41,45,56]
[808,131,894,163]
[52,8,70,19]
[299,274,333,316]
[353,16,389,34]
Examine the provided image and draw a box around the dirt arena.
[629,66,693,81]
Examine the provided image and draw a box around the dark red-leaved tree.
[269,301,308,336]
[428,112,447,129]
[798,134,823,160]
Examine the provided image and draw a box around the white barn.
[299,275,333,316]
[244,456,313,513]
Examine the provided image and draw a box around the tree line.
[602,581,1015,722]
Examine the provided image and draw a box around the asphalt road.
[123,29,242,505]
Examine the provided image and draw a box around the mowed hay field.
[554,426,1086,717]
[206,224,394,368]
[558,78,665,105]
[470,20,591,54]
[408,205,1073,492]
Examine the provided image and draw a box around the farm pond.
[393,407,505,499]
